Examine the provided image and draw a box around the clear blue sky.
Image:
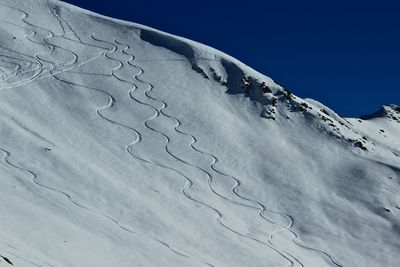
[61,0,399,117]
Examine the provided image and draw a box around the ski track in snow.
[0,5,44,83]
[0,150,57,267]
[0,6,215,267]
[49,28,216,267]
[105,37,305,267]
[94,35,302,266]
[0,240,55,267]
[0,3,107,91]
[0,3,346,267]
[115,39,344,267]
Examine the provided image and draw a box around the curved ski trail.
[117,39,343,267]
[96,37,300,267]
[0,3,343,266]
[47,33,215,266]
[0,6,214,265]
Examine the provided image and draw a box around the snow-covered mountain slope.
[0,0,399,266]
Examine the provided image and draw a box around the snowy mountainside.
[0,0,399,266]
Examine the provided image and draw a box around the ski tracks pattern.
[0,3,344,267]
[113,39,343,267]
[104,38,302,267]
[0,5,215,267]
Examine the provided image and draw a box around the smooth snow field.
[0,0,399,266]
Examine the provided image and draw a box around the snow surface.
[0,0,399,266]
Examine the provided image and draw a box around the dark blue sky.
[61,0,399,117]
